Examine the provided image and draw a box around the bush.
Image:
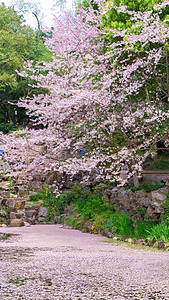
[0,123,16,134]
[61,185,90,206]
[31,188,64,220]
[127,180,164,193]
[76,193,105,219]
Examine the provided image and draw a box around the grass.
[152,159,169,170]
[25,201,39,206]
[105,239,164,252]
[147,224,169,244]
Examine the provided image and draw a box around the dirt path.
[0,224,169,299]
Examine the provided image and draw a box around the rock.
[135,190,147,200]
[133,239,145,245]
[14,199,25,210]
[0,161,11,174]
[113,236,118,241]
[145,206,155,218]
[10,212,16,219]
[64,205,75,215]
[10,219,24,227]
[0,195,3,206]
[25,210,37,218]
[151,187,169,206]
[1,224,7,227]
[139,198,150,208]
[38,200,44,207]
[0,180,10,190]
[37,207,48,223]
[54,216,62,224]
[127,238,133,243]
[102,228,113,238]
[15,211,25,219]
[26,216,35,225]
[24,222,31,227]
[25,205,31,211]
[0,191,10,198]
[38,207,48,217]
[6,198,15,209]
[145,206,163,220]
[157,240,165,250]
[31,205,40,211]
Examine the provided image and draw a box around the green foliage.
[31,185,169,243]
[152,159,169,170]
[31,188,64,221]
[148,224,169,243]
[161,192,169,225]
[76,194,105,219]
[108,212,135,238]
[101,0,156,31]
[60,185,85,205]
[134,220,157,239]
[93,183,112,195]
[0,123,16,134]
[0,3,52,124]
[126,180,164,193]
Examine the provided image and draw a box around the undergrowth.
[30,184,169,243]
[126,180,164,193]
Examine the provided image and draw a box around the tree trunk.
[133,172,139,188]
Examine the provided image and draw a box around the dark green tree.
[0,3,52,127]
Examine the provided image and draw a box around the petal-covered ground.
[0,225,169,299]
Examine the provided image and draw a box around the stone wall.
[102,186,169,223]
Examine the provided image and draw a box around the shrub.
[76,193,104,219]
[31,188,64,220]
[0,123,16,134]
[127,180,164,193]
[61,185,90,206]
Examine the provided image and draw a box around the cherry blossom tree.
[1,0,169,190]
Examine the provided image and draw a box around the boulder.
[10,219,24,227]
[26,216,36,225]
[6,198,15,208]
[25,210,37,218]
[102,228,113,238]
[10,212,16,219]
[15,211,25,219]
[54,216,62,224]
[151,187,169,206]
[24,222,31,227]
[37,207,48,223]
[14,199,25,210]
[157,240,166,250]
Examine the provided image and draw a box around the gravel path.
[0,224,169,300]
